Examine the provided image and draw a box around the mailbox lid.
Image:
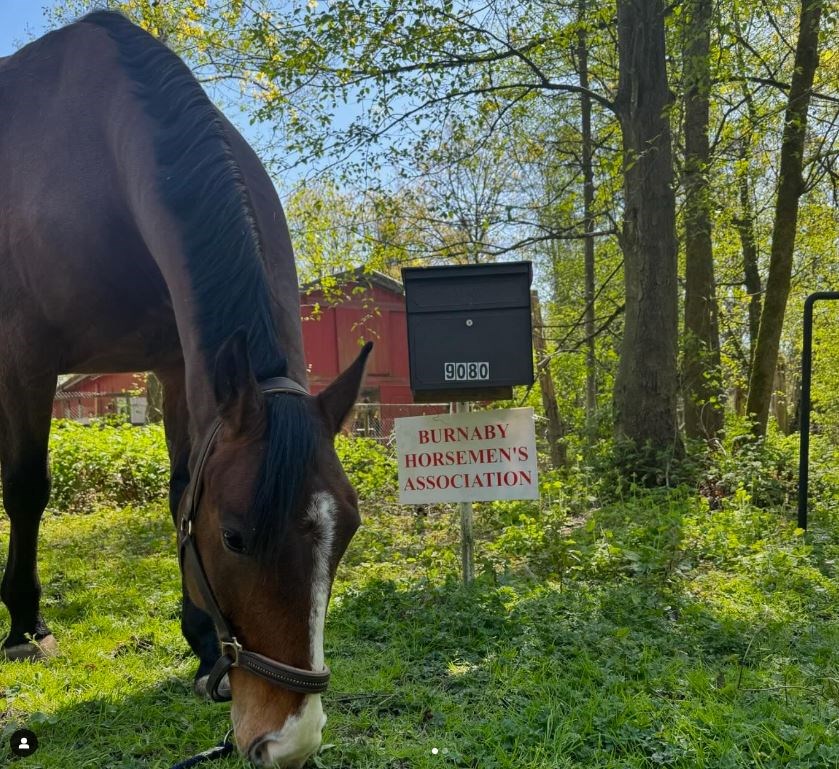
[402,261,532,314]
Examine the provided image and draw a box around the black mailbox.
[402,262,534,402]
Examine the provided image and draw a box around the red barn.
[53,373,146,421]
[300,270,411,403]
[301,270,446,438]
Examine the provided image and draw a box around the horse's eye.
[222,529,246,554]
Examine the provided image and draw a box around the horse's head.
[183,331,371,768]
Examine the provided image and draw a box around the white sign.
[129,396,148,425]
[396,407,539,504]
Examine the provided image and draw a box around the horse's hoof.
[2,634,58,661]
[194,672,230,700]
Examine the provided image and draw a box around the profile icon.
[10,728,38,756]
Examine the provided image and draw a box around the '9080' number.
[444,362,489,381]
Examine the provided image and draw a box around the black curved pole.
[798,291,839,530]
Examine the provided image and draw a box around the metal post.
[453,400,475,583]
[798,291,839,530]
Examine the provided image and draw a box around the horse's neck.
[183,354,222,442]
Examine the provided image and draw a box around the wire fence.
[53,391,149,424]
[53,393,448,443]
[348,402,449,444]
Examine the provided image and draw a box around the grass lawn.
[2,470,839,767]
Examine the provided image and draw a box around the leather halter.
[178,376,331,702]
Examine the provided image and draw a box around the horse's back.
[0,22,178,373]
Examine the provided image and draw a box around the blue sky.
[0,1,50,55]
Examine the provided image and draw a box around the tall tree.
[730,4,764,373]
[577,0,598,440]
[532,291,567,468]
[613,0,680,459]
[746,0,824,436]
[735,141,763,367]
[682,0,723,442]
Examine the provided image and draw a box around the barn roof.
[300,268,404,296]
[56,373,101,392]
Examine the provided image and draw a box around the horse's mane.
[82,10,282,377]
[82,11,316,556]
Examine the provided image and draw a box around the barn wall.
[301,280,412,402]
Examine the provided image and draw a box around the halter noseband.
[178,376,330,702]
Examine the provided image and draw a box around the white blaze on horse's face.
[308,492,337,670]
[244,492,337,768]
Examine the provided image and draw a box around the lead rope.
[169,730,234,769]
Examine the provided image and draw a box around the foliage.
[48,420,169,512]
[700,426,799,509]
[334,434,397,501]
[44,421,401,515]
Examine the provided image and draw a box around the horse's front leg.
[0,375,57,660]
[159,367,224,697]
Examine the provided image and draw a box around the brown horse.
[0,11,370,767]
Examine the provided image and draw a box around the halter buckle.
[222,638,243,665]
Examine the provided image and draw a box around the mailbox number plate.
[444,361,490,382]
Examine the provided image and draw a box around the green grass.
[2,458,839,766]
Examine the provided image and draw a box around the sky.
[0,0,50,56]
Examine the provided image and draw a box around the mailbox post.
[400,262,536,582]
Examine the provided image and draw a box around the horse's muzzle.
[246,695,326,768]
[248,734,319,769]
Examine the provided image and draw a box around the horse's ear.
[214,329,263,434]
[317,341,373,435]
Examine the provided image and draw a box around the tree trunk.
[145,372,164,423]
[531,291,567,468]
[746,0,823,436]
[578,0,598,442]
[682,0,722,442]
[734,158,762,368]
[731,7,763,374]
[771,355,789,434]
[613,0,680,464]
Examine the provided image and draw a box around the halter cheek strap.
[178,377,331,703]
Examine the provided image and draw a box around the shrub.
[48,420,169,512]
[46,422,397,512]
[335,435,397,500]
[700,417,801,509]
